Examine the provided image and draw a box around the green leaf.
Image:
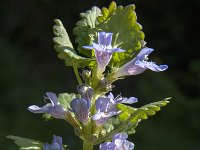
[57,93,79,110]
[53,19,94,68]
[97,1,117,23]
[97,3,145,67]
[42,113,53,121]
[94,98,170,145]
[73,1,145,67]
[73,7,101,57]
[117,98,171,134]
[101,117,120,135]
[7,135,43,150]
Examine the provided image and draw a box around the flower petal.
[126,64,146,75]
[99,133,134,150]
[92,111,120,124]
[95,97,111,112]
[137,47,153,60]
[45,92,59,106]
[52,135,63,149]
[99,142,115,150]
[93,111,119,120]
[95,50,112,69]
[109,48,125,52]
[28,105,48,113]
[92,42,105,52]
[77,84,93,101]
[82,45,94,50]
[135,60,168,72]
[113,133,128,140]
[117,97,138,104]
[70,98,90,123]
[28,92,67,119]
[43,135,63,150]
[107,92,114,100]
[47,106,67,119]
[115,139,135,150]
[98,32,113,46]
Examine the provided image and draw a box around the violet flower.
[112,47,168,79]
[77,84,93,101]
[92,93,138,124]
[43,135,63,150]
[83,32,125,75]
[28,92,67,119]
[99,133,134,150]
[70,98,90,123]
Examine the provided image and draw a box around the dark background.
[0,0,200,149]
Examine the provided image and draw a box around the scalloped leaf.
[7,135,43,150]
[73,7,101,57]
[94,98,170,145]
[117,98,171,134]
[73,1,145,67]
[53,19,94,68]
[97,3,145,67]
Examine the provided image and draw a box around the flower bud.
[81,70,91,84]
[99,78,113,92]
[77,84,93,101]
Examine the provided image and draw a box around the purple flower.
[77,84,93,101]
[112,48,168,79]
[93,93,138,124]
[83,32,125,74]
[28,92,67,119]
[43,135,63,150]
[99,133,134,150]
[70,98,90,123]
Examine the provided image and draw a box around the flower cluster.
[83,32,167,80]
[93,93,138,124]
[27,31,168,150]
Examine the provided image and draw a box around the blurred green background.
[0,0,199,149]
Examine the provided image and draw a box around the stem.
[72,62,82,85]
[113,33,119,48]
[83,141,93,150]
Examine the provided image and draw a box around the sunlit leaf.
[73,7,101,57]
[57,93,79,109]
[7,135,43,150]
[53,19,94,68]
[97,2,145,67]
[73,1,145,67]
[117,98,170,134]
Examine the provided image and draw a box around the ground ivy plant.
[7,1,170,150]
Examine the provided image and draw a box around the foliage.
[7,136,43,150]
[53,19,94,68]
